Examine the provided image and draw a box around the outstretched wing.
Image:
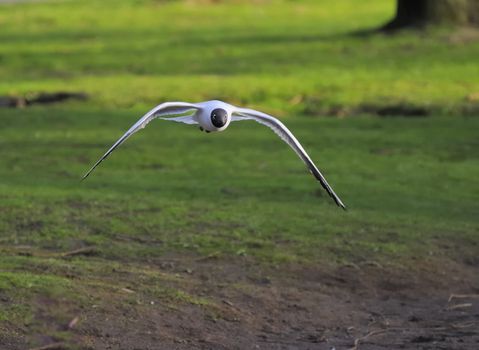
[82,102,200,180]
[232,108,346,209]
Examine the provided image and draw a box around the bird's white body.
[194,100,234,132]
[83,100,346,209]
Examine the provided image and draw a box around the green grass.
[1,105,477,264]
[0,0,478,346]
[1,0,478,112]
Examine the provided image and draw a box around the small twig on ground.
[29,342,65,350]
[346,326,355,334]
[121,287,136,294]
[68,316,80,329]
[349,329,389,350]
[342,262,360,270]
[451,322,477,329]
[448,294,479,302]
[447,303,473,310]
[222,299,234,307]
[59,247,97,257]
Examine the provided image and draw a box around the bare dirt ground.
[3,253,478,350]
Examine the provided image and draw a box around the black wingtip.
[80,166,97,182]
[324,186,346,211]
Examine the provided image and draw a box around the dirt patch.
[302,99,431,118]
[0,92,87,108]
[447,27,479,45]
[298,94,479,117]
[360,103,429,117]
[10,254,477,350]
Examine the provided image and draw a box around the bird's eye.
[210,108,228,127]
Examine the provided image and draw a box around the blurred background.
[0,1,478,349]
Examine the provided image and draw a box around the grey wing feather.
[160,115,198,124]
[82,102,199,180]
[233,108,346,209]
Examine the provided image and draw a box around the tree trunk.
[383,0,479,31]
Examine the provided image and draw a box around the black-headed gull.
[82,100,346,209]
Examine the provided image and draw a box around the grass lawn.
[1,0,478,113]
[0,0,478,348]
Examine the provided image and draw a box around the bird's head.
[210,108,228,128]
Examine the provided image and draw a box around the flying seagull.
[82,100,346,209]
